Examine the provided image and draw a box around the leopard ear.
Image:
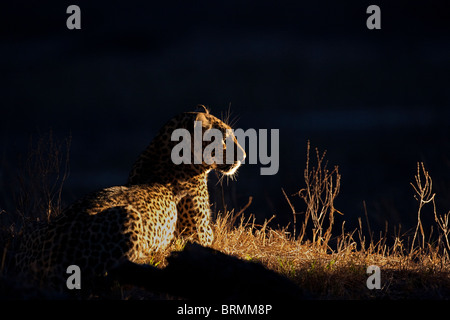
[195,112,211,129]
[195,104,209,114]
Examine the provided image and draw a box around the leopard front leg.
[176,196,214,246]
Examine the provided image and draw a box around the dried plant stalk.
[297,141,342,249]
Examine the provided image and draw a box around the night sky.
[1,1,450,236]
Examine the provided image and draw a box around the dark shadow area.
[109,242,305,300]
[1,0,450,239]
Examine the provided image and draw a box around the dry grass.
[148,203,449,298]
[1,132,70,278]
[14,131,71,223]
[2,136,450,299]
[152,141,450,299]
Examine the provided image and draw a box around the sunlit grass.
[2,136,449,299]
[148,142,450,298]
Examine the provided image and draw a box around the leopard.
[15,105,246,291]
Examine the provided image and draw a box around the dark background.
[1,1,449,237]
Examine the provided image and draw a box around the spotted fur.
[15,106,245,290]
